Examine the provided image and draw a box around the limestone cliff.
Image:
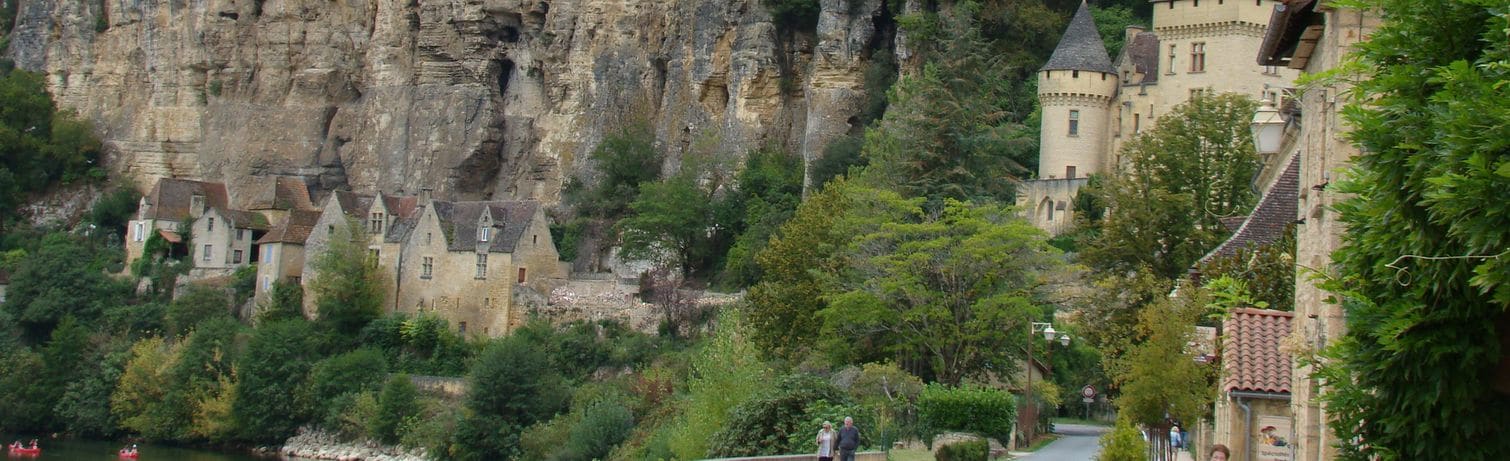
[5,0,890,203]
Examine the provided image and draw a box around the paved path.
[1013,423,1111,461]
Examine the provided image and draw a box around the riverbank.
[277,429,428,461]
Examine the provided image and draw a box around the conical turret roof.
[1041,1,1117,74]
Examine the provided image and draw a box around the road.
[1015,423,1110,461]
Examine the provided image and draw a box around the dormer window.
[207,217,215,232]
[190,195,205,214]
[370,212,385,234]
[478,225,490,242]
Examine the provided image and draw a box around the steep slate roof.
[1041,1,1117,74]
[1222,308,1294,394]
[332,191,378,219]
[242,176,316,211]
[218,208,271,231]
[431,200,541,253]
[1199,154,1300,264]
[141,179,230,221]
[1122,31,1161,83]
[257,209,322,244]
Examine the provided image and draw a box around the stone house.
[1213,308,1295,461]
[1018,0,1300,235]
[125,178,231,270]
[252,208,321,306]
[188,205,269,272]
[391,197,566,337]
[301,191,419,317]
[1256,2,1379,459]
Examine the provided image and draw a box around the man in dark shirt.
[837,416,861,461]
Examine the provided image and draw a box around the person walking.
[837,416,861,461]
[816,421,837,461]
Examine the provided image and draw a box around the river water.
[2,435,296,461]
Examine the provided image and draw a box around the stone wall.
[6,0,893,204]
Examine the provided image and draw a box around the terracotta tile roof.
[241,176,316,211]
[332,191,377,219]
[218,208,271,231]
[256,209,322,245]
[1222,308,1294,394]
[1042,1,1117,74]
[158,229,183,244]
[141,179,230,221]
[1200,154,1299,264]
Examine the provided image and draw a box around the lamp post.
[1250,97,1286,156]
[1025,322,1072,447]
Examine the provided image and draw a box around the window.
[517,267,527,284]
[368,248,380,265]
[327,224,334,235]
[262,276,271,291]
[1190,42,1206,72]
[290,276,300,285]
[1168,44,1177,74]
[421,257,433,279]
[1067,166,1078,179]
[370,212,385,234]
[1134,113,1141,134]
[133,222,144,242]
[1072,70,1079,78]
[1068,110,1080,136]
[233,250,243,264]
[532,234,538,246]
[426,232,432,245]
[237,229,245,241]
[478,226,490,242]
[202,244,213,262]
[458,322,467,335]
[264,245,272,260]
[207,217,215,232]
[476,253,488,279]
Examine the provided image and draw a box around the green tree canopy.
[2,233,129,340]
[1080,92,1261,278]
[819,199,1062,385]
[309,218,388,337]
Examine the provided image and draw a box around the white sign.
[1081,385,1097,399]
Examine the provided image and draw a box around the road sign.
[1081,385,1097,399]
[1083,397,1094,403]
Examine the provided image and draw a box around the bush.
[306,348,388,427]
[373,374,419,444]
[1095,416,1148,461]
[561,400,635,461]
[917,384,1016,446]
[166,285,232,338]
[234,319,318,442]
[935,439,989,461]
[452,334,569,460]
[707,374,851,457]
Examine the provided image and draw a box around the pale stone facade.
[1257,2,1379,460]
[1019,0,1299,234]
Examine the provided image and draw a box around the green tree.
[166,285,233,338]
[112,337,183,440]
[0,68,103,218]
[2,233,128,340]
[306,348,389,427]
[54,339,129,437]
[1080,92,1261,278]
[452,333,569,460]
[234,319,318,442]
[256,279,304,324]
[1091,5,1142,59]
[717,147,804,287]
[707,374,850,457]
[665,310,770,460]
[1312,1,1510,459]
[917,384,1017,446]
[1095,415,1149,461]
[864,2,1038,203]
[617,175,716,276]
[1112,288,1215,428]
[819,200,1061,385]
[744,179,916,360]
[309,218,388,337]
[373,373,419,444]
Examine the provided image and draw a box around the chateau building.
[1018,0,1298,235]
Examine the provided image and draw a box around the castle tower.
[1037,0,1119,181]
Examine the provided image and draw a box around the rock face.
[6,0,889,203]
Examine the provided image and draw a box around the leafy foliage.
[165,285,232,338]
[1313,1,1510,459]
[762,0,820,32]
[0,68,104,219]
[2,233,129,340]
[1080,92,1262,278]
[233,319,318,442]
[1197,227,1296,312]
[664,310,770,460]
[309,218,388,337]
[863,2,1037,204]
[1095,415,1150,461]
[916,384,1017,446]
[1111,287,1215,427]
[820,199,1061,384]
[373,374,420,444]
[452,333,569,460]
[707,374,850,457]
[935,439,989,461]
[306,348,389,428]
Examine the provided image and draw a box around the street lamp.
[1025,322,1071,447]
[1250,97,1285,155]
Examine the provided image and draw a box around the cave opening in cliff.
[498,59,515,96]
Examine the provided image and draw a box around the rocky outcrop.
[279,428,426,461]
[6,0,893,203]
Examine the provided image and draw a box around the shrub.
[917,384,1016,446]
[306,348,388,427]
[165,285,232,338]
[707,374,850,457]
[373,374,419,444]
[1095,416,1147,461]
[562,400,635,461]
[935,439,989,461]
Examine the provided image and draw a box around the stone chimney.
[1125,24,1146,48]
[420,187,433,204]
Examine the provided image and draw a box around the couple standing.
[815,417,861,461]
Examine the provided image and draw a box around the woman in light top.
[816,421,836,461]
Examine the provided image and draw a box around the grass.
[1023,433,1061,452]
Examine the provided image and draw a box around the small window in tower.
[1168,44,1177,74]
[476,253,488,279]
[517,267,527,284]
[1067,166,1078,179]
[1134,113,1141,134]
[1072,70,1079,79]
[1190,42,1206,73]
[1068,110,1080,137]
